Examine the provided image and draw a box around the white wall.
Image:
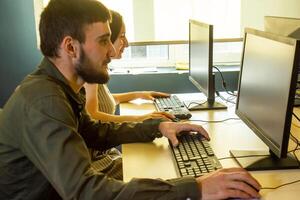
[35,0,300,42]
[191,0,241,38]
[132,0,155,41]
[241,0,300,33]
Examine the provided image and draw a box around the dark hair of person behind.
[109,10,123,44]
[39,0,111,58]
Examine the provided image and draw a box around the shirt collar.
[37,57,85,107]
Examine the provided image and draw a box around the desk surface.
[121,93,300,200]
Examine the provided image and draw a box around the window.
[100,0,241,41]
[34,0,242,69]
[100,0,242,69]
[109,44,171,69]
[110,42,242,69]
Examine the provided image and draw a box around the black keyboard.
[169,134,222,177]
[154,95,192,120]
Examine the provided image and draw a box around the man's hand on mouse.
[196,168,261,200]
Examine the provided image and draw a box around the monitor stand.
[186,73,228,111]
[230,150,299,171]
[184,100,227,111]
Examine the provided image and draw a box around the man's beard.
[75,46,110,84]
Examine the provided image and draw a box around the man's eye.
[99,39,109,45]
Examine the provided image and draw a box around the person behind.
[0,0,261,199]
[84,11,172,181]
[84,10,173,123]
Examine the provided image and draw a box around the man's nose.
[109,41,116,57]
[124,37,129,47]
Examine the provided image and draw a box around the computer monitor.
[231,28,300,170]
[188,19,227,110]
[264,16,300,105]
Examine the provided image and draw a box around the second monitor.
[231,28,300,170]
[187,19,227,110]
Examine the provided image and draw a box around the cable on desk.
[290,134,300,146]
[216,91,236,104]
[288,133,300,167]
[261,179,300,190]
[213,66,237,97]
[292,122,300,128]
[226,95,237,106]
[226,94,237,101]
[189,117,240,123]
[218,134,300,163]
[293,112,300,122]
[185,100,207,110]
[218,154,269,161]
[216,131,300,191]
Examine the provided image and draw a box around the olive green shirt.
[0,58,200,200]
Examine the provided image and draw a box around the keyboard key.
[154,95,192,119]
[169,134,222,177]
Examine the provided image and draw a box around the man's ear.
[61,36,79,58]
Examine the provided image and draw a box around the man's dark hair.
[109,10,123,44]
[39,0,111,58]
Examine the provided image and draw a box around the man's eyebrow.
[97,33,111,40]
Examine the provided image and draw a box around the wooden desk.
[121,93,300,200]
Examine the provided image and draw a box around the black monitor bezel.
[235,28,300,158]
[188,19,215,103]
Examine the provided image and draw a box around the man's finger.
[168,134,179,147]
[153,112,175,119]
[227,171,261,191]
[151,114,172,121]
[227,180,260,198]
[179,123,210,140]
[152,92,170,97]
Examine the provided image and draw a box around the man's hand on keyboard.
[158,122,210,146]
[137,91,170,101]
[137,111,175,122]
[196,168,261,200]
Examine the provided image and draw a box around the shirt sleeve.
[79,110,163,151]
[21,95,200,199]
